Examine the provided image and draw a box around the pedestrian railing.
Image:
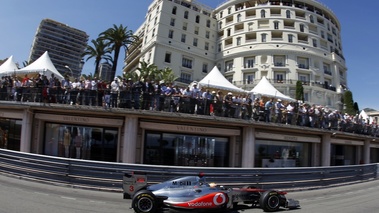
[0,149,377,192]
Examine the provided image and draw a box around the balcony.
[298,64,309,69]
[324,70,332,75]
[274,62,285,67]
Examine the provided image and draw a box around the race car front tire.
[259,190,280,212]
[132,190,157,213]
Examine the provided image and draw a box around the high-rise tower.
[29,19,89,78]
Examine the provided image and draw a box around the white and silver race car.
[123,172,299,212]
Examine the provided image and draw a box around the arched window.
[309,15,314,23]
[261,10,266,18]
[172,6,177,15]
[286,10,291,18]
[288,34,293,43]
[196,15,200,23]
[237,14,242,22]
[261,33,267,42]
[206,20,211,28]
[274,21,279,29]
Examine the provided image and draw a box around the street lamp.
[64,65,73,77]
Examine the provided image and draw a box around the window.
[206,20,211,28]
[205,31,210,39]
[180,72,192,83]
[172,6,177,15]
[227,28,231,36]
[193,38,198,46]
[300,24,304,32]
[144,132,229,167]
[312,39,317,47]
[220,11,223,18]
[244,57,255,68]
[248,22,254,31]
[236,37,241,46]
[286,10,291,18]
[298,57,309,69]
[274,21,279,29]
[168,30,174,39]
[237,14,242,22]
[183,22,188,31]
[321,30,325,39]
[170,18,175,26]
[299,74,308,82]
[205,42,209,50]
[228,7,232,14]
[225,60,234,72]
[309,15,314,23]
[152,28,155,37]
[261,33,267,42]
[196,15,200,23]
[164,52,171,63]
[154,17,157,25]
[276,73,284,83]
[184,11,189,19]
[274,55,285,66]
[245,74,255,84]
[181,34,186,43]
[182,58,192,68]
[261,10,266,18]
[202,63,208,73]
[218,43,222,52]
[288,34,293,43]
[194,27,199,35]
[218,21,222,29]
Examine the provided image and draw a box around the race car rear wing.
[123,172,148,199]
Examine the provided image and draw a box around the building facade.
[29,19,89,78]
[124,0,347,110]
[0,102,378,168]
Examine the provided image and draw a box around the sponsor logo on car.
[187,202,213,207]
[213,193,226,205]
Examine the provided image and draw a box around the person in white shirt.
[110,77,120,108]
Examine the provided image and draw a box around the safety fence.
[0,149,377,192]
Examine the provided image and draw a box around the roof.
[19,51,64,80]
[0,55,18,74]
[198,66,245,93]
[250,76,295,101]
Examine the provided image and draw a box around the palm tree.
[82,38,112,77]
[99,24,138,80]
[159,67,178,84]
[135,61,159,82]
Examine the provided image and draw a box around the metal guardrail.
[0,149,377,192]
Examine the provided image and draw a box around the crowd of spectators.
[1,74,378,137]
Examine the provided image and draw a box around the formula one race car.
[122,172,299,212]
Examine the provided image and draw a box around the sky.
[0,0,378,110]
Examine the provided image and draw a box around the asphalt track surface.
[0,174,378,213]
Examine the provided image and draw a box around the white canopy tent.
[198,66,245,93]
[250,76,295,101]
[7,51,64,80]
[0,55,19,75]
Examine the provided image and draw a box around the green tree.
[343,90,355,115]
[295,81,304,101]
[82,38,112,78]
[99,24,138,80]
[159,67,178,84]
[135,61,159,82]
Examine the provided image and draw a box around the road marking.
[90,200,106,204]
[34,192,49,196]
[61,196,76,200]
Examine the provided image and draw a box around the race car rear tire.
[259,191,280,212]
[132,190,157,213]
